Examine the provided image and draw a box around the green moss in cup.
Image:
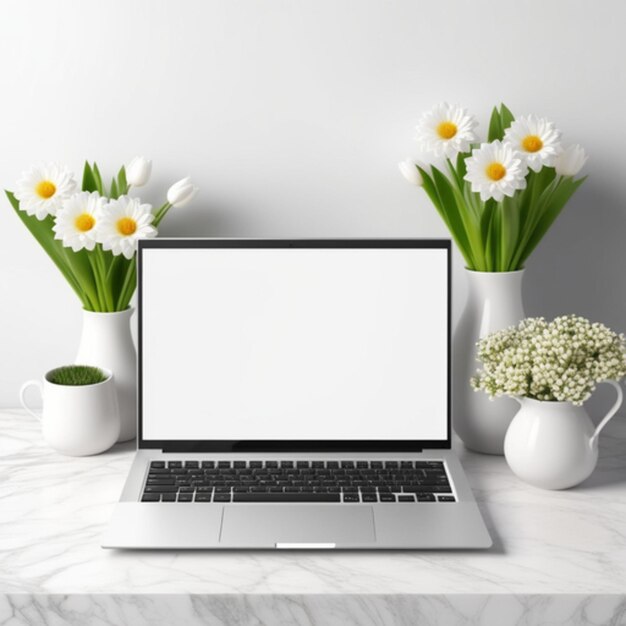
[46,365,108,386]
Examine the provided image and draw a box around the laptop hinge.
[157,445,427,454]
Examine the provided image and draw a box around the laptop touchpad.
[220,505,375,547]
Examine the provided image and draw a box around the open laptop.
[102,238,492,549]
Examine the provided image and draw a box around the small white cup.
[20,367,120,456]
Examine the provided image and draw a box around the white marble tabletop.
[2,408,626,596]
[2,409,626,624]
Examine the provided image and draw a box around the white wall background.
[1,0,626,411]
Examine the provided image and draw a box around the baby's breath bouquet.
[399,103,587,271]
[6,158,198,312]
[472,316,626,406]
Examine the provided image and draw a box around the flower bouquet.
[472,315,626,405]
[6,157,198,311]
[399,103,587,271]
[471,315,626,489]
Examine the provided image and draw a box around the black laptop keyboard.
[141,460,455,503]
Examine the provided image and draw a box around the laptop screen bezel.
[137,238,452,452]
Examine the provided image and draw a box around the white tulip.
[167,176,199,208]
[398,158,424,186]
[126,156,152,187]
[554,144,587,177]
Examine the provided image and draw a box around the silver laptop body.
[103,239,492,550]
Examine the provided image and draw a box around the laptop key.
[195,494,212,502]
[144,485,177,493]
[141,494,160,502]
[233,493,340,502]
[398,495,415,502]
[362,494,378,502]
[178,493,193,502]
[213,494,232,502]
[150,461,165,469]
[162,493,176,502]
[343,494,359,502]
[379,494,396,502]
[438,496,456,502]
[416,494,436,502]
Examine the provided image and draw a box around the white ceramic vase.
[504,382,623,490]
[453,269,525,455]
[75,308,136,442]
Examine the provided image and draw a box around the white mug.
[20,367,120,456]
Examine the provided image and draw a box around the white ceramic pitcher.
[504,381,623,490]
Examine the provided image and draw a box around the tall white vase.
[453,269,525,455]
[75,308,136,443]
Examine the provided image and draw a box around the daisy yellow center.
[74,213,95,232]
[436,121,457,140]
[116,217,137,236]
[486,162,507,181]
[522,134,543,153]
[35,180,56,199]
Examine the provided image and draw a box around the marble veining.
[1,595,626,626]
[1,410,626,598]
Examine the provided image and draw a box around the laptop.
[102,238,492,549]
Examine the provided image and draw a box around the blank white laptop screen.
[141,244,449,441]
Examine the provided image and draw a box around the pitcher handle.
[589,380,623,447]
[19,380,43,420]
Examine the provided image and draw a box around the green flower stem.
[152,202,172,228]
[85,253,105,311]
[116,257,137,310]
[94,246,115,311]
[59,246,101,311]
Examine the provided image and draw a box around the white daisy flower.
[14,163,77,220]
[415,103,478,159]
[53,191,106,252]
[97,196,157,259]
[464,140,528,202]
[503,114,562,172]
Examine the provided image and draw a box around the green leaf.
[117,257,137,310]
[481,200,496,269]
[106,254,129,301]
[5,190,96,309]
[499,103,515,132]
[508,168,559,270]
[517,176,586,266]
[117,166,128,196]
[500,195,520,271]
[488,106,503,142]
[486,204,500,270]
[92,163,104,195]
[110,178,119,200]
[430,166,479,269]
[455,150,470,180]
[445,158,465,191]
[82,161,97,193]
